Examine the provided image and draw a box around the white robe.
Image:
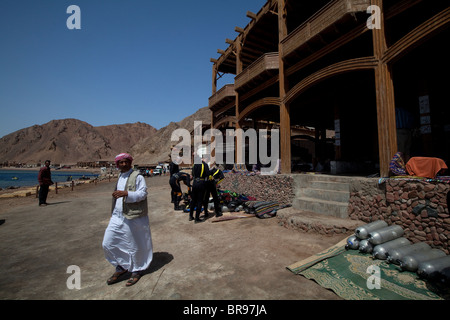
[102,169,153,272]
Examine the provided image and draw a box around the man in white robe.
[102,153,153,286]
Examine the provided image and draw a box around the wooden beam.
[371,0,397,177]
[246,11,257,20]
[278,0,291,174]
[225,38,234,45]
[235,26,245,33]
[210,58,217,63]
[217,49,226,55]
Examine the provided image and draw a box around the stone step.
[293,196,349,219]
[277,207,364,236]
[299,187,350,203]
[300,174,355,183]
[309,180,350,192]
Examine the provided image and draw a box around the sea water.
[0,169,99,189]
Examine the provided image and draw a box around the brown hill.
[131,106,211,164]
[0,119,157,165]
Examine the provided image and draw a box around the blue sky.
[0,0,265,138]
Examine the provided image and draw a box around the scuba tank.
[416,255,450,279]
[355,220,388,239]
[371,237,411,260]
[386,242,431,265]
[345,235,360,250]
[359,239,374,254]
[436,267,450,287]
[398,249,446,272]
[368,225,404,245]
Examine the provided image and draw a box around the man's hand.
[112,190,128,199]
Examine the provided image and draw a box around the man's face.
[45,161,51,167]
[117,159,132,173]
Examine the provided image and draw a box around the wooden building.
[208,0,449,176]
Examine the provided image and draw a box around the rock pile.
[219,173,295,206]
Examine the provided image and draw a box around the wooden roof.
[211,0,334,75]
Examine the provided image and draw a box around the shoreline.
[0,172,118,197]
[0,166,101,174]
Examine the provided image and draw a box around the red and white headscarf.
[115,153,133,167]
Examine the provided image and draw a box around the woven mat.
[287,238,444,300]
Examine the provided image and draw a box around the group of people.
[169,153,224,223]
[31,151,450,290]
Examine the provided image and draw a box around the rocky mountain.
[131,106,211,164]
[0,119,157,165]
[0,106,211,165]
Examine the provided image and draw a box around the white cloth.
[102,169,153,272]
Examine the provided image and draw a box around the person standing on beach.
[102,153,153,287]
[37,160,53,206]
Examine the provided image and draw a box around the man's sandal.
[125,273,142,287]
[106,269,128,285]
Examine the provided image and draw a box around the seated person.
[389,152,407,176]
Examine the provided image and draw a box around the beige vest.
[112,170,148,220]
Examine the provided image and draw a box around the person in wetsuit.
[189,155,209,223]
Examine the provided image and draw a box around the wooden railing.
[208,84,235,109]
[281,0,370,58]
[235,52,279,90]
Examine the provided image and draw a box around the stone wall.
[220,172,450,254]
[348,179,450,254]
[219,173,295,206]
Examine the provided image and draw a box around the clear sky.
[0,0,266,138]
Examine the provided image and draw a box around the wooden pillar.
[212,64,217,95]
[235,36,243,164]
[372,0,397,177]
[278,0,291,173]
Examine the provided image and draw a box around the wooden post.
[278,0,291,173]
[235,36,243,164]
[212,64,217,95]
[371,0,397,177]
[55,182,58,194]
[71,180,74,191]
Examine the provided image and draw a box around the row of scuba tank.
[345,220,450,287]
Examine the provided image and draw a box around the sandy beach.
[0,173,345,308]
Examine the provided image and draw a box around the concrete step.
[293,196,349,219]
[292,174,352,219]
[299,187,350,203]
[277,207,364,236]
[309,180,350,192]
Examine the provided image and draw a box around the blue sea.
[0,169,99,189]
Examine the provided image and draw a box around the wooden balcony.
[234,52,279,91]
[208,84,235,111]
[281,0,370,58]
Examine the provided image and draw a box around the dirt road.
[0,174,343,301]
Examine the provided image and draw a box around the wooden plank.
[210,212,256,223]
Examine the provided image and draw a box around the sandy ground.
[0,174,345,305]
